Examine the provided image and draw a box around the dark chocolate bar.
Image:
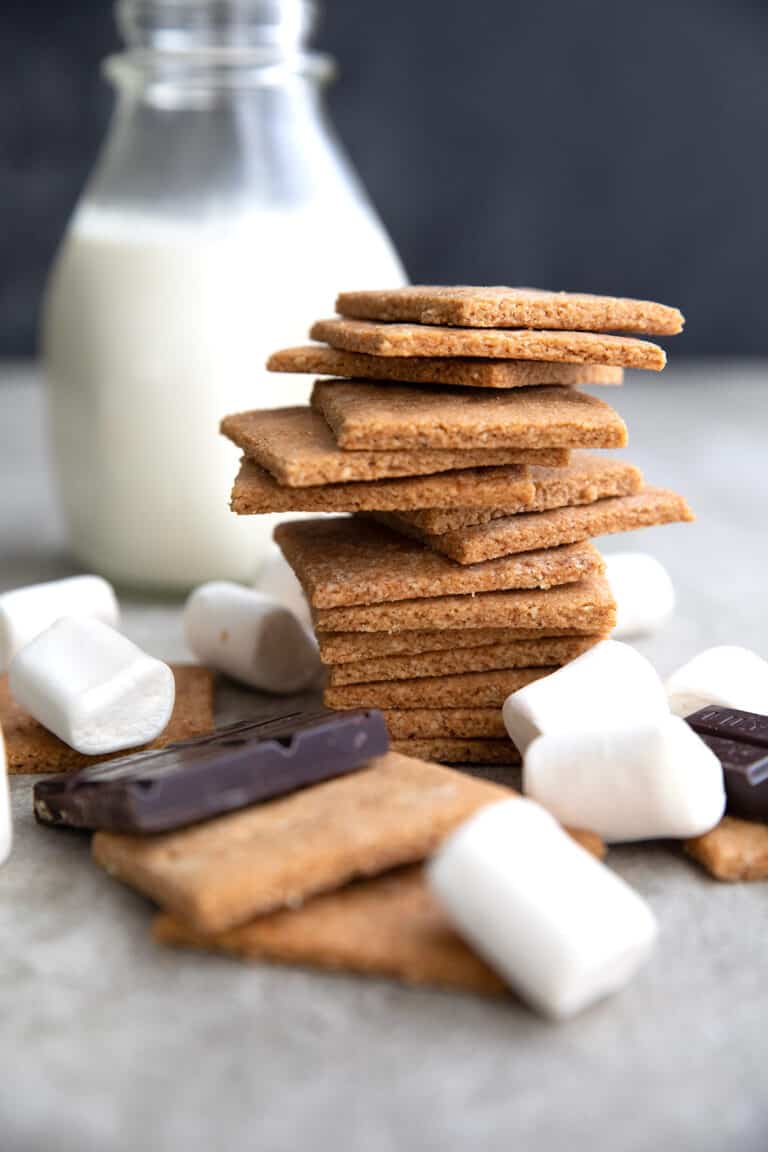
[33,709,389,834]
[686,705,768,821]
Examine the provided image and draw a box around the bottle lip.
[104,48,334,91]
[116,0,320,52]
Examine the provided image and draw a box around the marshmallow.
[253,545,314,634]
[0,726,11,866]
[524,716,725,842]
[503,639,669,756]
[184,581,321,693]
[666,645,768,718]
[428,798,658,1018]
[0,575,120,673]
[9,617,175,755]
[604,552,675,639]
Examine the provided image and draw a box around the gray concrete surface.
[1,364,767,1152]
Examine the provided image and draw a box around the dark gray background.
[2,0,767,355]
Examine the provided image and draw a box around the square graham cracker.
[312,574,616,634]
[335,286,684,336]
[221,407,567,489]
[326,635,600,686]
[323,667,549,710]
[93,752,509,934]
[1,665,215,775]
[381,487,695,565]
[317,626,595,664]
[390,738,519,766]
[684,817,768,882]
[382,708,507,740]
[310,318,667,371]
[267,344,625,390]
[230,456,535,515]
[394,453,643,534]
[311,380,627,452]
[274,517,604,609]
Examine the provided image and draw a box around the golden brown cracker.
[310,318,667,371]
[391,737,518,765]
[1,665,215,775]
[267,344,624,389]
[324,667,549,710]
[684,817,768,882]
[383,708,508,739]
[317,626,595,664]
[93,751,508,934]
[335,286,684,336]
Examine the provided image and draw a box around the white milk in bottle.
[42,1,405,590]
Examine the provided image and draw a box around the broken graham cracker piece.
[310,318,667,371]
[311,380,628,452]
[394,453,644,534]
[327,635,600,686]
[93,752,508,934]
[313,573,616,634]
[221,407,567,489]
[335,286,684,336]
[1,665,215,775]
[267,344,625,390]
[318,626,595,664]
[684,817,768,882]
[230,456,536,515]
[382,487,695,566]
[275,517,603,609]
[383,708,507,740]
[391,738,518,766]
[154,866,508,997]
[324,667,550,710]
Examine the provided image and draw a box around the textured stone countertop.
[1,363,767,1152]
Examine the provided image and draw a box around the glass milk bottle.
[42,0,405,591]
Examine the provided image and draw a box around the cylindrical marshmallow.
[666,645,768,718]
[9,617,175,756]
[253,544,314,634]
[184,581,321,694]
[0,575,119,673]
[604,552,675,639]
[503,639,669,756]
[428,798,658,1019]
[523,716,725,842]
[0,725,11,866]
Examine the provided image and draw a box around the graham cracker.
[92,752,508,934]
[323,667,549,710]
[684,817,768,882]
[391,738,518,765]
[221,407,567,489]
[311,380,628,451]
[317,626,598,664]
[153,866,508,996]
[310,318,667,371]
[395,453,644,534]
[230,457,535,515]
[327,635,599,686]
[274,517,603,609]
[335,286,684,336]
[267,344,625,390]
[383,708,507,739]
[1,665,215,775]
[382,487,695,565]
[313,574,616,633]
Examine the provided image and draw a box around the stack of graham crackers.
[222,287,692,764]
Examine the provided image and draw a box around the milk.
[43,205,405,590]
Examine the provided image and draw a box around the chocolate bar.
[33,709,389,834]
[686,705,768,821]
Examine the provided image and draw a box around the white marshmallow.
[503,639,669,756]
[524,716,725,842]
[184,581,321,693]
[9,617,175,755]
[604,552,675,639]
[428,798,658,1019]
[253,545,314,634]
[0,575,120,673]
[0,726,11,867]
[666,645,768,718]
